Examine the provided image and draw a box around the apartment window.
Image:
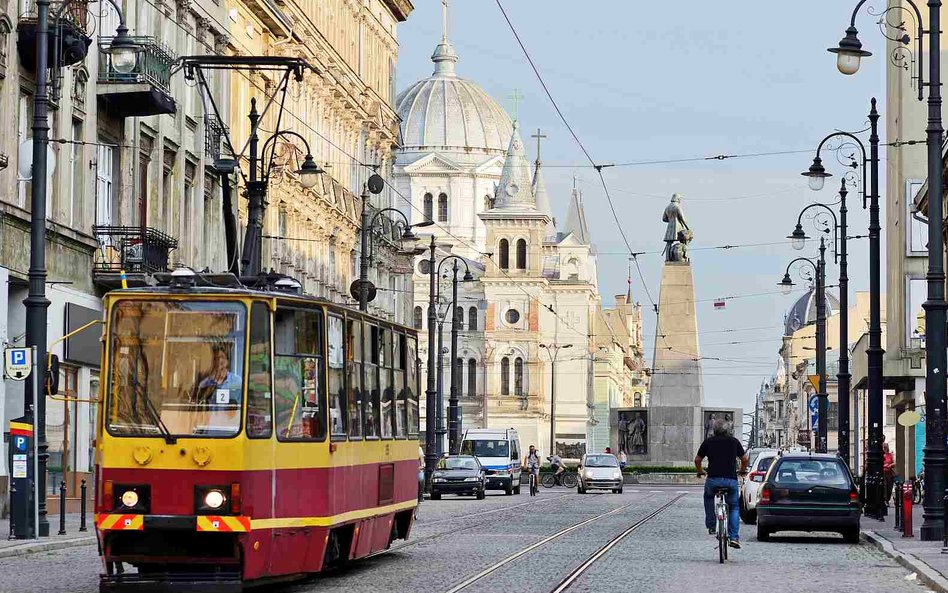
[0,19,10,79]
[438,192,448,222]
[498,239,509,269]
[162,149,176,233]
[906,276,927,347]
[467,358,476,397]
[516,239,527,270]
[182,161,196,264]
[16,92,32,208]
[95,143,115,227]
[906,179,927,254]
[423,193,433,222]
[500,357,510,395]
[68,119,83,228]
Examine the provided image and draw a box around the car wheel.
[504,485,513,495]
[757,527,770,542]
[430,493,441,500]
[842,528,860,544]
[578,485,586,494]
[476,489,486,500]
[513,484,521,495]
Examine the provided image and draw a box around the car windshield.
[108,300,246,438]
[440,457,479,470]
[461,439,509,458]
[773,459,850,487]
[585,455,618,467]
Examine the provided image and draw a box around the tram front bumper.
[100,572,242,593]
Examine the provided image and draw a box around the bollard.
[894,477,903,531]
[58,481,67,536]
[79,480,87,532]
[903,482,914,538]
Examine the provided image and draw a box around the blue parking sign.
[13,436,27,452]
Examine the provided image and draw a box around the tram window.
[347,319,363,439]
[394,334,406,437]
[380,329,394,439]
[328,315,347,438]
[246,302,273,439]
[363,324,381,439]
[273,308,327,442]
[406,335,419,436]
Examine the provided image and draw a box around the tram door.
[246,302,276,578]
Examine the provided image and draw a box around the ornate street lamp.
[833,0,946,540]
[435,255,475,454]
[540,343,573,457]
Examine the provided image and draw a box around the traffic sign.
[808,374,821,393]
[811,413,819,430]
[4,348,31,380]
[808,395,819,413]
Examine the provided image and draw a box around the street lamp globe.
[778,274,794,296]
[788,224,807,251]
[108,24,140,74]
[297,154,323,189]
[828,26,872,76]
[801,156,831,192]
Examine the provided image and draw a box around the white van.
[460,428,522,495]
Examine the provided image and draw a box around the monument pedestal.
[647,261,705,465]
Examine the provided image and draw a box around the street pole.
[424,236,438,489]
[921,0,948,542]
[448,261,461,455]
[436,314,445,456]
[26,0,52,537]
[549,353,556,457]
[865,99,887,523]
[816,237,828,454]
[837,179,851,467]
[240,99,267,278]
[359,185,371,312]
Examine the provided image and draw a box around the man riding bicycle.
[525,445,541,483]
[695,419,749,549]
[548,453,566,485]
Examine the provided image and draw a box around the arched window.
[484,195,493,211]
[514,357,524,396]
[468,306,478,330]
[634,394,642,407]
[500,357,510,395]
[516,239,527,270]
[427,305,434,329]
[468,358,477,396]
[455,306,464,327]
[499,239,509,269]
[438,192,448,222]
[413,306,423,329]
[423,193,433,222]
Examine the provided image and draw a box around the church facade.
[394,15,646,457]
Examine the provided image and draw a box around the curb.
[863,530,948,593]
[0,535,95,559]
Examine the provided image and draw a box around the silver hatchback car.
[578,453,624,494]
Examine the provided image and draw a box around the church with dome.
[393,4,647,457]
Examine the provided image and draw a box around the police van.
[460,428,522,495]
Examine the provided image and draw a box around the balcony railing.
[97,36,175,117]
[93,226,178,276]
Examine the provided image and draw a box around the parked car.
[577,453,623,494]
[430,455,487,500]
[740,449,779,524]
[756,453,861,543]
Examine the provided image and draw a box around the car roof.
[776,453,841,461]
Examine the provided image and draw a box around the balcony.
[17,2,92,71]
[93,226,178,288]
[97,36,175,118]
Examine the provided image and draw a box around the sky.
[395,1,897,413]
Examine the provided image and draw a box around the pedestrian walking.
[883,442,895,505]
[619,450,627,469]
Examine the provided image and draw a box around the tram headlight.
[204,489,226,509]
[121,490,140,508]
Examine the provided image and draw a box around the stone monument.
[647,194,705,463]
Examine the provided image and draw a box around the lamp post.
[357,203,432,312]
[800,105,883,518]
[423,235,438,489]
[25,0,140,537]
[779,239,827,453]
[787,195,848,460]
[434,256,474,455]
[540,343,572,457]
[239,124,323,278]
[831,0,945,540]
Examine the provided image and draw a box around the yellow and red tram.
[94,277,421,591]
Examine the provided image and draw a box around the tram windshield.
[107,299,247,438]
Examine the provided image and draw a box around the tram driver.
[194,344,242,406]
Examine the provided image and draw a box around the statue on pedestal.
[662,193,692,262]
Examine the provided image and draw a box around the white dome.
[396,41,513,156]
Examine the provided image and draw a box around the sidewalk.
[862,499,948,593]
[0,513,95,558]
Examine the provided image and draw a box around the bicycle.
[526,467,539,496]
[912,473,924,505]
[541,470,578,489]
[713,487,729,564]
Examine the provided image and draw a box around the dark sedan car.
[756,453,860,543]
[430,455,486,500]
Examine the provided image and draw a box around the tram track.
[442,492,685,593]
